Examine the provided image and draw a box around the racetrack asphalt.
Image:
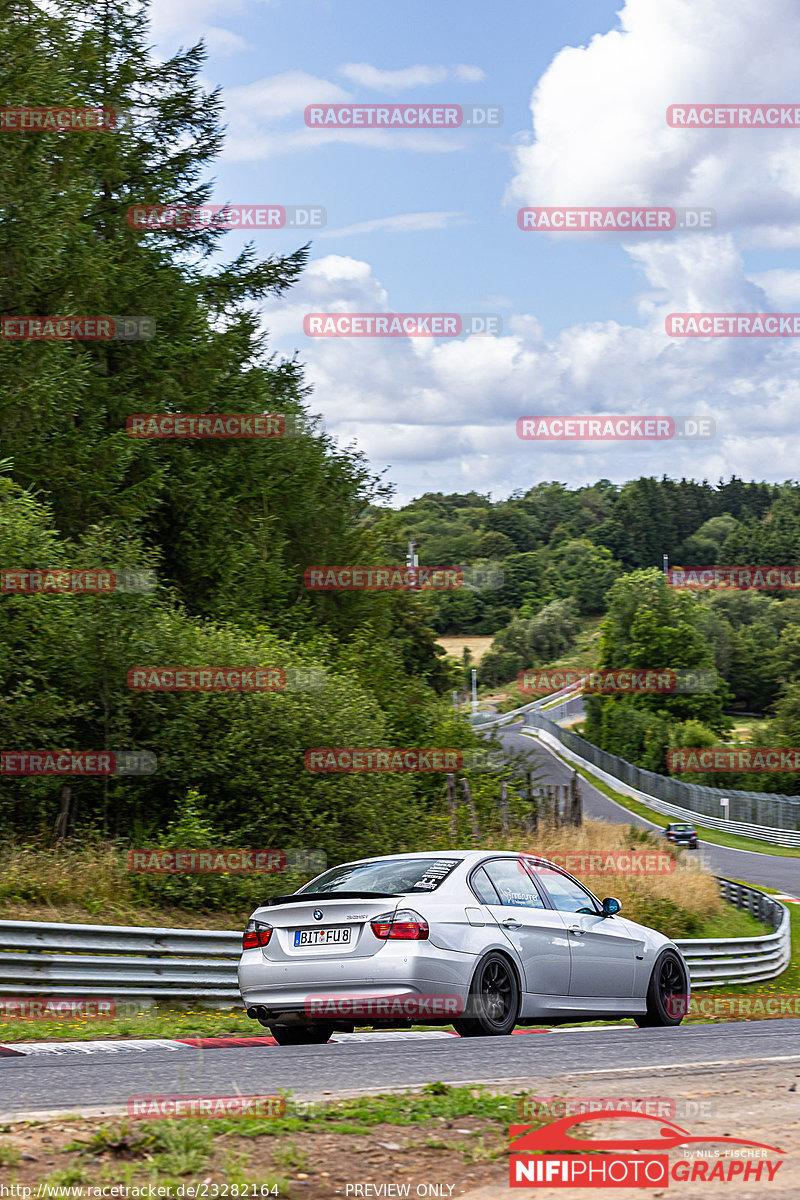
[1,1019,798,1118]
[497,721,800,895]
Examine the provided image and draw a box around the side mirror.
[602,896,621,917]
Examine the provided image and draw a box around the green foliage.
[581,570,731,768]
[479,598,578,686]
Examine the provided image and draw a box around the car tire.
[635,950,687,1028]
[269,1023,334,1045]
[454,952,519,1037]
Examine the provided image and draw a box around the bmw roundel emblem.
[313,910,324,921]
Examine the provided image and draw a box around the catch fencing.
[523,710,800,846]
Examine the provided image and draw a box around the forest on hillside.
[3,3,798,870]
[0,0,530,871]
[382,479,800,795]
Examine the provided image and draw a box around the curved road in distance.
[1,1020,799,1118]
[498,720,800,895]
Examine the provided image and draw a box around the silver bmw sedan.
[238,850,689,1044]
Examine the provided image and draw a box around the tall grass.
[495,819,724,938]
[0,820,736,939]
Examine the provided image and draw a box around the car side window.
[538,870,600,914]
[481,859,546,909]
[470,866,501,905]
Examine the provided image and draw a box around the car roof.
[323,849,564,869]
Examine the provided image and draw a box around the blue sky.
[148,0,800,503]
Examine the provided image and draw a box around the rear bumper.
[238,944,472,1020]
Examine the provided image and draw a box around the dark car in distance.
[665,822,698,849]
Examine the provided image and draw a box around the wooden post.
[446,773,458,842]
[55,784,72,842]
[527,771,538,831]
[570,770,582,826]
[460,777,481,843]
[500,780,509,836]
[548,784,559,825]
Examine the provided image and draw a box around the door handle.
[568,926,586,935]
[501,917,522,929]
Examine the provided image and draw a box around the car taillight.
[242,919,273,950]
[370,909,429,940]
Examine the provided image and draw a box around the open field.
[436,635,495,663]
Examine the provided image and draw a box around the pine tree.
[0,0,388,629]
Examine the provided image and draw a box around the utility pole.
[471,667,478,717]
[406,538,418,591]
[663,553,669,575]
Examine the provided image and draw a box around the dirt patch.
[0,1113,507,1194]
[464,1060,800,1200]
[2,1061,798,1196]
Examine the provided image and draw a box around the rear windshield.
[296,857,462,895]
[672,825,695,832]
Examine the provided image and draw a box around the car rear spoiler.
[260,891,401,908]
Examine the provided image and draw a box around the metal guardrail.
[0,876,790,1002]
[0,920,242,1001]
[472,681,581,729]
[523,710,800,845]
[675,879,791,987]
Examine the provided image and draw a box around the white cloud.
[318,212,467,239]
[223,71,468,160]
[259,247,800,504]
[143,0,265,53]
[506,0,800,248]
[746,269,800,308]
[338,63,486,92]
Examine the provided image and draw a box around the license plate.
[294,926,351,947]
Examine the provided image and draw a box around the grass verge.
[0,1084,538,1196]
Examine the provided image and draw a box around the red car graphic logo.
[510,1111,785,1155]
